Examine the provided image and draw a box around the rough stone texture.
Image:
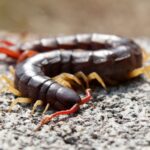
[0,37,150,150]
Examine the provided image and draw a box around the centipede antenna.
[75,71,89,88]
[88,72,107,90]
[31,100,43,114]
[35,89,92,131]
[42,103,50,114]
[35,104,80,131]
[79,89,92,105]
[0,47,20,59]
[9,98,32,112]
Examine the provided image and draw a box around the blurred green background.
[0,0,150,37]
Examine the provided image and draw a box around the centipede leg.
[53,77,72,88]
[9,98,32,112]
[75,71,89,88]
[128,66,150,78]
[0,86,21,96]
[31,100,43,114]
[54,73,82,86]
[88,72,107,90]
[142,48,150,62]
[42,103,50,114]
[53,73,82,89]
[0,75,21,96]
[9,66,15,76]
[8,86,22,96]
[0,75,14,87]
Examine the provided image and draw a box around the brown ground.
[0,0,150,37]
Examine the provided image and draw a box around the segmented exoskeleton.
[0,33,149,130]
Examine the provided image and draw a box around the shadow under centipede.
[107,76,146,93]
[88,76,148,104]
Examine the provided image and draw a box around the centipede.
[0,33,150,130]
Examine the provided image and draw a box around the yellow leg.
[8,86,22,96]
[142,48,150,62]
[0,87,8,94]
[9,66,15,76]
[54,77,72,88]
[0,74,21,96]
[128,66,150,79]
[0,75,14,87]
[0,85,21,97]
[9,98,32,112]
[53,73,82,86]
[31,100,43,114]
[42,103,50,114]
[88,72,107,90]
[75,71,89,88]
[61,79,72,88]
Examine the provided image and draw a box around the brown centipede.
[0,33,149,130]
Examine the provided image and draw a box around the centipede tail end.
[0,40,21,59]
[17,50,38,63]
[0,47,20,59]
[0,40,15,46]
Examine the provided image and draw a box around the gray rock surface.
[0,37,150,150]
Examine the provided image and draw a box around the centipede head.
[56,87,81,107]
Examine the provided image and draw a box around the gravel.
[0,36,150,150]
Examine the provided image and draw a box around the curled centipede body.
[0,33,149,130]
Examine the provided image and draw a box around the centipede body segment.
[0,33,149,130]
